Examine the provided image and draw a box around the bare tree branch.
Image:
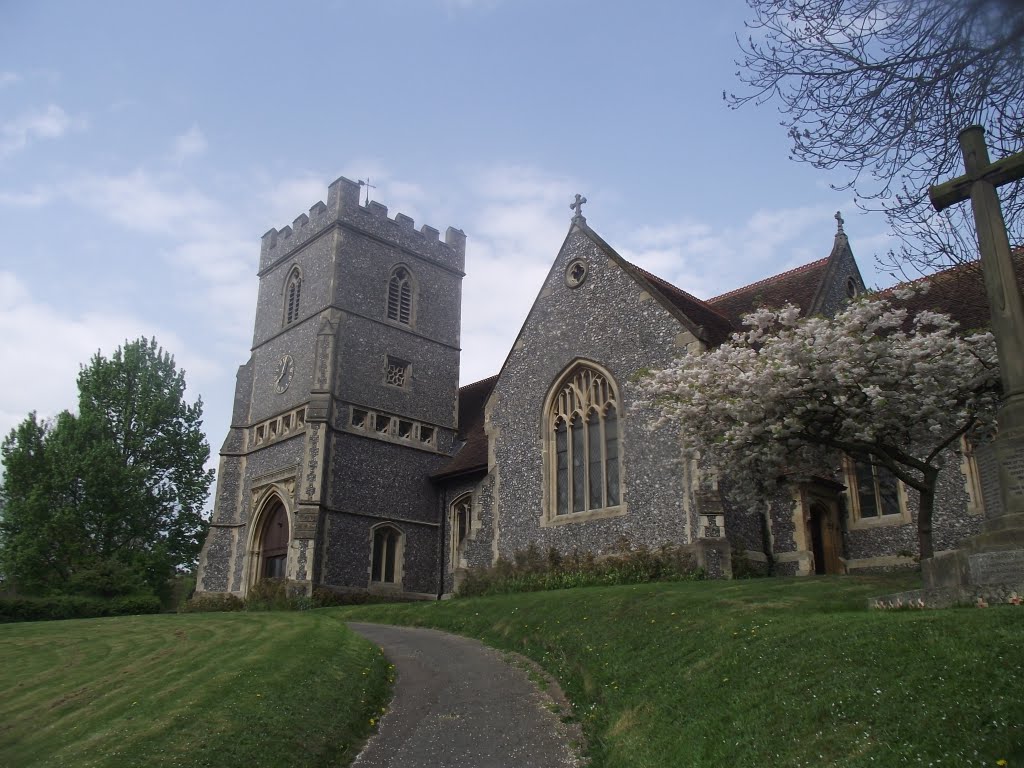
[730,0,1024,279]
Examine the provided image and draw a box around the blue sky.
[0,0,900,478]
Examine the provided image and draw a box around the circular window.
[565,259,588,288]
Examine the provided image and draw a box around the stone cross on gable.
[930,125,1024,520]
[570,193,587,220]
[835,211,845,235]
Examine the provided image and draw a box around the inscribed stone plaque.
[995,436,1024,514]
[293,507,319,539]
[968,550,1024,585]
[976,442,1003,519]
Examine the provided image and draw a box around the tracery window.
[385,356,411,388]
[548,365,622,517]
[387,266,414,325]
[450,494,472,569]
[370,525,403,585]
[284,266,302,326]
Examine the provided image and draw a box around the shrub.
[110,594,162,616]
[457,542,703,598]
[65,560,150,598]
[181,592,245,613]
[244,578,296,611]
[0,593,162,622]
[730,547,770,579]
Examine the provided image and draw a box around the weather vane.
[358,178,376,206]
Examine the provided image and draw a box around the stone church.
[195,175,997,598]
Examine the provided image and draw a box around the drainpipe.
[437,486,447,600]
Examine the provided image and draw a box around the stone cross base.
[688,538,732,579]
[907,430,1024,606]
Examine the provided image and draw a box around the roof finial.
[570,193,587,221]
[835,210,845,236]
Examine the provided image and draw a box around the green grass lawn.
[0,611,390,768]
[336,574,1024,768]
[3,576,1021,768]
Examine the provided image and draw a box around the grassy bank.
[0,611,390,768]
[337,574,1024,767]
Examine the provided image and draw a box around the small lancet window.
[548,364,622,517]
[284,267,302,326]
[371,526,401,584]
[450,494,472,569]
[387,266,414,325]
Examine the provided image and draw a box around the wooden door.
[261,502,289,579]
[809,501,843,575]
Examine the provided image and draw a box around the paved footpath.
[347,623,583,768]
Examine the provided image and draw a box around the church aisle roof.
[432,375,498,479]
[707,257,831,325]
[884,249,1024,331]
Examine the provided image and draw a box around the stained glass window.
[547,365,622,517]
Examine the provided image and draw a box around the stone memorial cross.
[930,125,1024,518]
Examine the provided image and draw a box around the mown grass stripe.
[0,611,390,768]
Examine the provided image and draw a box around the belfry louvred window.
[387,266,413,325]
[284,267,302,326]
[549,365,621,516]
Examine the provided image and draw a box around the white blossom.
[637,294,1000,558]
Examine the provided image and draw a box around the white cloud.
[68,170,222,236]
[261,174,332,228]
[441,0,501,11]
[0,272,217,442]
[0,72,20,89]
[171,124,208,163]
[453,164,582,382]
[618,202,851,300]
[0,187,54,207]
[0,104,79,156]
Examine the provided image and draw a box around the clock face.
[274,354,295,394]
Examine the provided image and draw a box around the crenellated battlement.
[259,174,465,273]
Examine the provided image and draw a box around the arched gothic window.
[450,494,472,569]
[370,524,403,585]
[548,365,621,517]
[387,266,414,325]
[284,266,302,326]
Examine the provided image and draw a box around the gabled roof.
[707,257,831,325]
[433,221,859,484]
[573,220,736,346]
[432,375,498,480]
[624,262,735,346]
[885,249,1024,331]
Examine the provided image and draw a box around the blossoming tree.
[638,293,1001,560]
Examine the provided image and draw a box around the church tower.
[196,176,465,598]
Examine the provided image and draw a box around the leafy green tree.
[0,338,213,597]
